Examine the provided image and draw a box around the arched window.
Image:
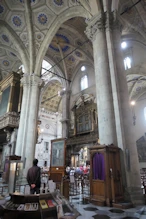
[124,57,131,70]
[144,107,146,121]
[81,75,88,91]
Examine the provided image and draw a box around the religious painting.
[51,139,65,167]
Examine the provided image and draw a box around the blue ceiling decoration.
[49,34,69,52]
[75,51,82,58]
[0,5,4,14]
[12,16,22,27]
[68,55,75,63]
[2,34,9,43]
[3,60,10,67]
[38,13,48,25]
[54,0,63,6]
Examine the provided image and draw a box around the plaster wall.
[122,41,146,67]
[132,96,146,142]
[71,65,96,105]
[35,109,62,168]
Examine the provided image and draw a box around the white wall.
[35,109,62,168]
[70,64,96,106]
[132,95,146,141]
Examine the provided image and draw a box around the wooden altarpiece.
[89,144,123,206]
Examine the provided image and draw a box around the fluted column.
[60,89,71,138]
[105,11,143,204]
[85,13,117,145]
[23,75,42,173]
[15,74,30,156]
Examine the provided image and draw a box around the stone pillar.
[15,75,30,156]
[60,90,71,138]
[85,13,117,145]
[106,11,143,205]
[23,75,42,173]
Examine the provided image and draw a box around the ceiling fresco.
[41,80,62,113]
[0,0,146,112]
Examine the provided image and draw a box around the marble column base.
[125,187,145,205]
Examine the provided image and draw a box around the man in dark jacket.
[27,159,41,194]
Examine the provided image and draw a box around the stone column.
[85,13,117,145]
[60,89,71,138]
[15,75,30,156]
[106,11,143,204]
[23,75,42,173]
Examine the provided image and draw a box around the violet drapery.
[93,153,105,180]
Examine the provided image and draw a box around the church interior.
[0,0,146,218]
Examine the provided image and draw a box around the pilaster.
[15,74,42,175]
[60,89,71,138]
[105,10,144,205]
[23,75,42,174]
[15,74,30,156]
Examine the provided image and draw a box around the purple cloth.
[93,153,105,180]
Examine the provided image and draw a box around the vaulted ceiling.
[0,0,146,112]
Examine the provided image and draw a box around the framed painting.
[51,138,66,167]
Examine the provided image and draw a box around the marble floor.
[70,194,146,219]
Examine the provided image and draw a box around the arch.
[42,56,67,88]
[40,79,63,113]
[35,6,91,76]
[135,90,146,102]
[0,44,19,57]
[40,77,63,103]
[0,20,29,73]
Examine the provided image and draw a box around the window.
[121,42,127,49]
[124,57,131,70]
[81,75,88,91]
[144,107,146,121]
[81,66,86,71]
[41,60,52,75]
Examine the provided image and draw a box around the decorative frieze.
[66,132,98,146]
[0,112,19,129]
[85,11,122,41]
[85,13,105,41]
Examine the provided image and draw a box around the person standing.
[27,158,41,194]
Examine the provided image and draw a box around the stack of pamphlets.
[24,203,38,211]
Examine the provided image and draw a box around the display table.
[1,192,79,219]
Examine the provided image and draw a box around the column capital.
[21,74,42,87]
[31,75,42,87]
[85,13,105,41]
[85,11,122,41]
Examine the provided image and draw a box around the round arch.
[42,56,67,89]
[0,20,29,73]
[40,79,63,113]
[35,6,91,76]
